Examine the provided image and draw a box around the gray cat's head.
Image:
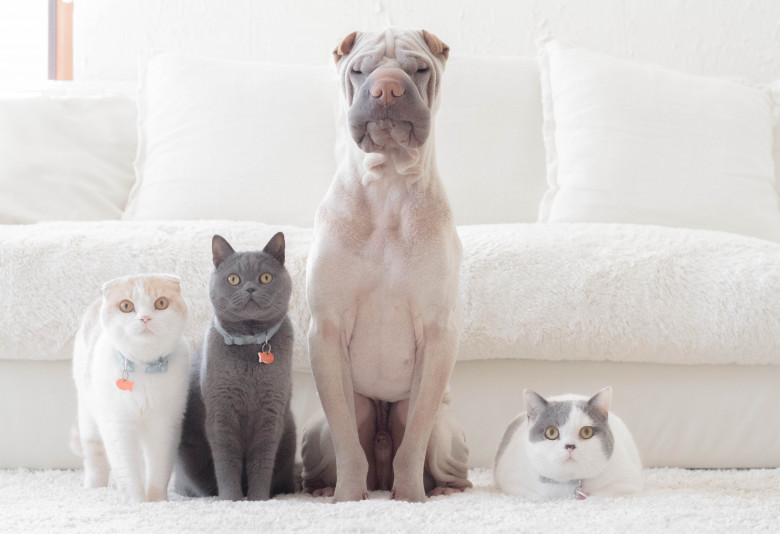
[208,233,292,327]
[523,387,615,482]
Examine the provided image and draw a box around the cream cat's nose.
[140,316,151,324]
[565,444,576,450]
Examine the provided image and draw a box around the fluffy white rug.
[0,468,777,533]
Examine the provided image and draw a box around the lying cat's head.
[523,387,615,482]
[208,233,291,327]
[100,274,187,360]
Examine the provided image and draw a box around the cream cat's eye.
[118,300,134,313]
[260,273,273,284]
[544,426,559,440]
[227,274,241,286]
[154,297,169,310]
[579,426,594,439]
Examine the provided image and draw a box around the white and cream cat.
[494,387,643,500]
[71,274,190,502]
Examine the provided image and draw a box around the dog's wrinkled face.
[334,28,449,154]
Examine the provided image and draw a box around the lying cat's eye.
[118,300,134,313]
[227,274,241,286]
[544,426,559,440]
[260,273,273,284]
[154,297,169,310]
[579,426,594,439]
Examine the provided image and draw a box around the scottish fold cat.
[494,387,643,500]
[175,233,296,500]
[71,274,190,502]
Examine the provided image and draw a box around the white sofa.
[2,43,779,471]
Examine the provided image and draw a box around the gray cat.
[175,233,296,500]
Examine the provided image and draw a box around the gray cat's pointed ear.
[212,235,235,267]
[263,232,285,265]
[524,389,548,421]
[586,387,612,419]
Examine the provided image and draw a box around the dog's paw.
[428,486,465,497]
[391,484,427,503]
[333,484,368,503]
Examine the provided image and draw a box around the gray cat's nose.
[565,444,576,450]
[245,287,256,293]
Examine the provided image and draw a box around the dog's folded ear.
[333,31,358,63]
[422,30,450,61]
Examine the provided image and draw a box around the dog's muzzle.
[348,68,431,153]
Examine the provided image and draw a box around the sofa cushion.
[0,84,137,224]
[436,56,547,224]
[1,221,778,370]
[538,39,780,243]
[123,53,339,227]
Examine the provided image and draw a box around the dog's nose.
[370,76,405,105]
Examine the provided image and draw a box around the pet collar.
[213,317,284,346]
[538,475,587,499]
[115,350,170,374]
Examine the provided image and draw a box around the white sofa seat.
[2,220,778,469]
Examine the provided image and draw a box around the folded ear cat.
[494,387,643,500]
[71,274,190,502]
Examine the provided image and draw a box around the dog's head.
[334,28,449,154]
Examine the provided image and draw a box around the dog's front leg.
[391,317,459,502]
[308,316,368,502]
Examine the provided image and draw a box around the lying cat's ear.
[523,389,548,422]
[212,235,236,267]
[586,387,612,420]
[263,232,286,265]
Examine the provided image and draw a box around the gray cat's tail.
[69,418,83,458]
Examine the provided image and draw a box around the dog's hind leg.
[425,391,472,496]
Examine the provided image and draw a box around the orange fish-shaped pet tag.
[258,351,274,364]
[116,378,134,391]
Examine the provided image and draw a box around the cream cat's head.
[100,274,187,361]
[523,387,614,482]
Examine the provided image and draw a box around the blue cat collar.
[115,351,170,374]
[213,317,284,346]
[538,475,580,486]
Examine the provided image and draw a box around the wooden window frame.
[48,0,73,80]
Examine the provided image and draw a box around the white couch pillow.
[436,56,547,224]
[0,89,137,223]
[124,53,339,226]
[538,39,780,242]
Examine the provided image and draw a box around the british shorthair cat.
[71,274,190,502]
[175,233,296,500]
[494,387,643,500]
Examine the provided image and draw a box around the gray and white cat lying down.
[494,387,643,500]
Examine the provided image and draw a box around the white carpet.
[0,468,778,533]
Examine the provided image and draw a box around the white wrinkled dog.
[302,28,471,503]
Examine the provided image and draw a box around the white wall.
[74,0,780,83]
[0,0,48,81]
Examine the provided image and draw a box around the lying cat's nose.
[140,316,151,324]
[565,444,576,450]
[245,287,256,294]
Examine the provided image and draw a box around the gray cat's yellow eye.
[579,426,594,439]
[260,273,273,284]
[544,426,559,440]
[227,274,241,286]
[154,297,169,310]
[119,300,134,313]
